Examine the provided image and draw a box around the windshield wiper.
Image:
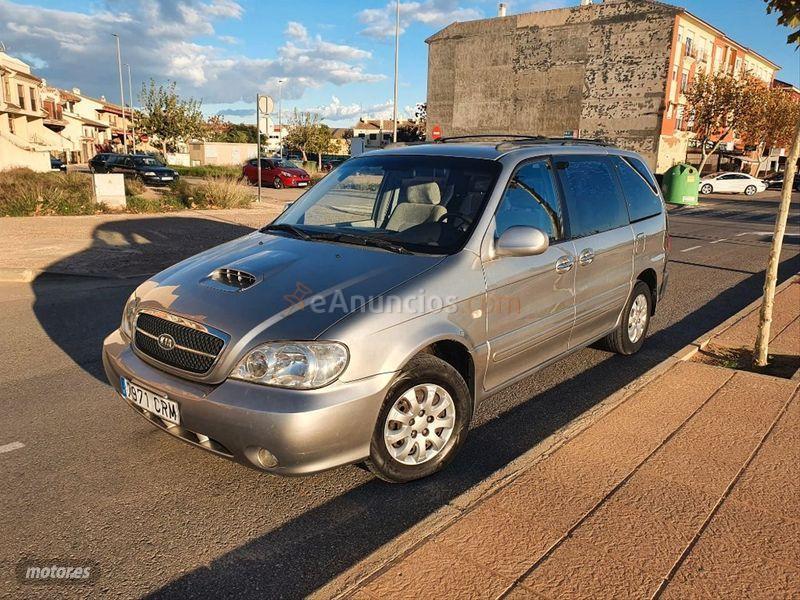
[312,231,412,254]
[261,223,312,241]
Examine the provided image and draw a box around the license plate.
[161,176,173,181]
[297,182,308,187]
[120,377,180,425]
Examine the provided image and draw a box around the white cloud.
[0,0,383,105]
[358,0,482,39]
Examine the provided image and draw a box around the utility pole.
[112,34,128,154]
[278,79,284,159]
[392,0,400,143]
[125,63,136,154]
[256,92,262,203]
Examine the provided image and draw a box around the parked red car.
[242,158,311,189]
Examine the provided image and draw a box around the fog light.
[257,448,278,468]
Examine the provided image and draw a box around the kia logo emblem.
[158,333,176,351]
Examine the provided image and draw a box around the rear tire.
[365,354,472,483]
[602,281,652,355]
[744,185,757,196]
[700,184,713,194]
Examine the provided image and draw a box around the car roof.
[370,139,641,163]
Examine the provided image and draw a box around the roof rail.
[496,137,612,150]
[435,134,548,144]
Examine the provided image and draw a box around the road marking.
[0,441,24,454]
[709,239,727,244]
[681,245,702,253]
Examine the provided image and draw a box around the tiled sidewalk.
[348,280,800,600]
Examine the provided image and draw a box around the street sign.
[258,95,274,114]
[431,124,442,140]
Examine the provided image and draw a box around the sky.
[0,0,797,126]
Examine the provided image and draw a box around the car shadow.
[31,217,254,383]
[143,254,800,599]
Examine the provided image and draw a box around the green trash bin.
[662,163,699,206]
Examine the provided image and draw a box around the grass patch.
[171,165,241,178]
[165,176,251,209]
[0,168,98,216]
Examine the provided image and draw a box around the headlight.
[143,171,156,176]
[280,171,291,177]
[120,292,139,339]
[230,342,348,389]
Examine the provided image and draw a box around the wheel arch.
[636,268,658,315]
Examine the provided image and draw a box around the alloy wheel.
[383,383,456,466]
[627,293,648,344]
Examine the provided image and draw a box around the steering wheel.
[437,212,472,231]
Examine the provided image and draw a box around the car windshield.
[272,154,501,254]
[133,157,163,167]
[273,159,299,169]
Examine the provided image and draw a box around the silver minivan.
[103,137,669,482]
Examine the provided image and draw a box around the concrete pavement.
[346,279,800,599]
[0,191,798,598]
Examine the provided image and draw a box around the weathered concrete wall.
[426,0,677,170]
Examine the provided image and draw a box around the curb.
[321,273,800,600]
[0,267,152,283]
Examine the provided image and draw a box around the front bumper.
[142,174,179,186]
[102,329,394,475]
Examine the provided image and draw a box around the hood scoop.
[202,267,259,292]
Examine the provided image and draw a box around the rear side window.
[612,156,663,222]
[556,156,628,238]
[495,160,563,241]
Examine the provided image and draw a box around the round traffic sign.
[258,95,274,113]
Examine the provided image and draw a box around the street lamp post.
[278,79,284,159]
[392,0,400,143]
[112,34,128,154]
[125,63,136,154]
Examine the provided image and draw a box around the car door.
[243,159,256,182]
[261,159,277,183]
[555,155,634,348]
[482,158,577,391]
[715,173,738,192]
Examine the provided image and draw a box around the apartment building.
[0,51,52,171]
[425,0,780,173]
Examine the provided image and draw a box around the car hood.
[136,231,445,345]
[280,167,308,177]
[140,166,174,175]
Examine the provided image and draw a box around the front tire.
[744,185,757,196]
[602,281,652,355]
[365,354,472,483]
[700,184,713,194]
[273,177,283,189]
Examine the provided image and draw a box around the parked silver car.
[103,137,669,482]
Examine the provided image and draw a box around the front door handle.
[578,248,595,266]
[555,256,574,274]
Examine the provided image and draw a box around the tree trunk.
[161,140,168,161]
[697,128,732,174]
[753,118,800,367]
[317,152,322,171]
[301,149,307,163]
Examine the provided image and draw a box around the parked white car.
[699,172,768,196]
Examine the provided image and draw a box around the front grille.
[134,312,225,374]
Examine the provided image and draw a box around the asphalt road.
[1,191,798,599]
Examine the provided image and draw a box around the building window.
[17,84,25,110]
[358,133,365,138]
[8,117,15,135]
[672,66,678,81]
[676,106,685,130]
[369,133,377,140]
[680,71,689,93]
[29,87,37,112]
[677,25,683,44]
[734,58,742,74]
[383,133,391,140]
[685,36,693,57]
[1,76,9,102]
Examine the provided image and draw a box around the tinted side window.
[612,156,663,222]
[495,160,563,241]
[556,156,628,238]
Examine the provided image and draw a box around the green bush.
[125,194,186,213]
[0,168,98,216]
[171,165,241,178]
[192,176,252,208]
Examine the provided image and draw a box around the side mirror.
[495,226,549,257]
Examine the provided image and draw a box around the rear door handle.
[555,256,574,274]
[578,248,595,266]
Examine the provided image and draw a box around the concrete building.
[0,51,52,171]
[330,127,352,155]
[425,0,779,173]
